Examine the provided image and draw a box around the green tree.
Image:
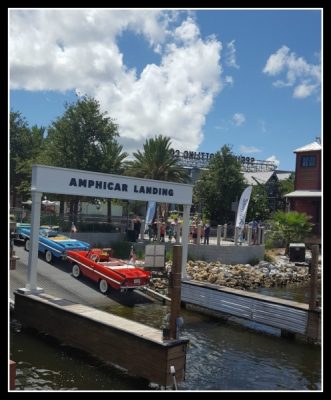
[278,174,295,197]
[269,210,313,253]
[194,145,246,225]
[10,111,46,206]
[277,174,295,211]
[125,135,190,182]
[44,96,127,222]
[246,184,271,222]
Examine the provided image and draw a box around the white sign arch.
[25,165,193,292]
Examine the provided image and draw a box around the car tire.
[24,239,30,252]
[72,264,81,278]
[45,250,53,263]
[99,279,108,294]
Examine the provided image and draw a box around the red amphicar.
[66,248,151,294]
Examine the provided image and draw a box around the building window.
[301,155,316,167]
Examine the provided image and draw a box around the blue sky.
[9,9,322,171]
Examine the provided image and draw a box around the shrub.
[248,257,260,266]
[165,251,173,262]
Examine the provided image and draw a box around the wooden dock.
[14,291,188,387]
[181,279,320,342]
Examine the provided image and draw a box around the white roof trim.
[284,190,322,198]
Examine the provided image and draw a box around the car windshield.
[40,229,58,238]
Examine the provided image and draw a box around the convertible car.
[19,226,90,263]
[66,248,151,294]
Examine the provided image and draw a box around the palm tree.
[126,135,190,183]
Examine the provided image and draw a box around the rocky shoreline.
[149,252,321,295]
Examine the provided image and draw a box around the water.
[249,280,321,304]
[10,285,322,391]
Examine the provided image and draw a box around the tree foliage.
[193,145,246,225]
[125,135,190,182]
[42,96,128,222]
[44,96,127,172]
[269,210,313,252]
[278,174,295,197]
[10,111,46,205]
[246,184,271,222]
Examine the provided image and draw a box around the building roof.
[294,141,322,153]
[243,171,274,185]
[284,190,322,198]
[243,170,293,185]
[275,171,292,180]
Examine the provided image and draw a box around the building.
[284,141,322,236]
[243,170,293,212]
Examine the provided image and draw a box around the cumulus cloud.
[266,155,280,167]
[225,40,239,69]
[239,145,261,154]
[9,9,223,155]
[233,112,245,126]
[263,45,320,99]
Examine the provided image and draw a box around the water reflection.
[10,283,321,391]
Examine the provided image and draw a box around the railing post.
[223,224,227,240]
[234,227,240,245]
[169,246,182,340]
[306,245,320,342]
[248,226,253,245]
[260,227,265,244]
[257,226,262,244]
[140,219,145,241]
[217,225,222,246]
[175,224,181,244]
[196,224,202,246]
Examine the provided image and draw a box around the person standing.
[252,219,258,245]
[133,216,141,242]
[203,223,210,245]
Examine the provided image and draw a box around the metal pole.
[306,245,320,342]
[309,245,319,310]
[25,190,43,293]
[170,366,178,390]
[169,245,182,339]
[181,205,190,279]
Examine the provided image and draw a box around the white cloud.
[224,75,234,86]
[263,45,321,99]
[293,83,317,99]
[9,9,223,155]
[258,119,267,134]
[225,40,239,69]
[233,113,245,126]
[266,155,280,167]
[239,145,261,154]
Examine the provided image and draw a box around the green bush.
[136,249,144,260]
[248,257,260,266]
[165,250,173,262]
